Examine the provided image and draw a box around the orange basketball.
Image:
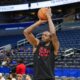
[38,8,48,20]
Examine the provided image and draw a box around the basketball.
[38,8,49,20]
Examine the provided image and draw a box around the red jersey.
[16,64,26,75]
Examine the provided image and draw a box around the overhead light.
[5,27,24,30]
[5,27,18,30]
[31,12,35,15]
[58,9,62,12]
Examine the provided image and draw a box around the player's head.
[41,31,51,43]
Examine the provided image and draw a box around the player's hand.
[46,7,52,18]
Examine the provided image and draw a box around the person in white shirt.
[9,73,16,80]
[26,75,32,80]
[0,73,5,80]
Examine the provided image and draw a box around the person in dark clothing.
[24,8,59,80]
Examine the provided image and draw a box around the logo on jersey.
[39,47,50,57]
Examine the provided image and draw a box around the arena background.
[0,0,80,80]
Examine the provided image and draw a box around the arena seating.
[0,35,24,46]
[7,29,80,78]
[57,29,80,49]
[0,21,80,79]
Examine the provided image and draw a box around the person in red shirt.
[16,59,26,75]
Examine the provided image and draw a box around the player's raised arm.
[46,8,60,56]
[23,20,46,47]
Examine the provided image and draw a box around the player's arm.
[23,20,46,47]
[33,46,37,53]
[47,8,60,56]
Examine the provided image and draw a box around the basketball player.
[24,8,59,80]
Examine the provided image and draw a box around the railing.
[17,21,80,47]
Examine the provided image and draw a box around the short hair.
[11,73,16,78]
[17,58,24,63]
[42,31,51,37]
